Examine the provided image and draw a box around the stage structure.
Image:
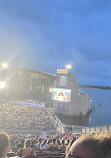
[52,69,92,117]
[0,68,56,105]
[0,67,91,119]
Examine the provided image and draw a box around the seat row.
[36,151,65,158]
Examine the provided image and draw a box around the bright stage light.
[0,81,6,89]
[66,64,72,70]
[49,87,52,92]
[2,63,8,68]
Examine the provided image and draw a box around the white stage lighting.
[0,81,6,89]
[2,63,8,68]
[66,64,72,70]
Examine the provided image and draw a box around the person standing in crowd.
[66,138,76,155]
[35,137,42,150]
[16,139,36,157]
[48,138,58,150]
[57,139,61,146]
[59,139,66,151]
[0,132,10,158]
[40,139,48,151]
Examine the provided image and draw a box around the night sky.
[0,0,111,86]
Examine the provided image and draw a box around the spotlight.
[66,64,72,70]
[2,63,8,68]
[0,81,6,89]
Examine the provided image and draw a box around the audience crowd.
[0,132,111,158]
[0,103,111,158]
[0,103,57,130]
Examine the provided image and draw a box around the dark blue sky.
[0,0,111,86]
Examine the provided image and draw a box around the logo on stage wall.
[52,88,71,102]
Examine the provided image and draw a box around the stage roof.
[12,68,57,80]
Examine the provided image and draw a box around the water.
[81,88,111,127]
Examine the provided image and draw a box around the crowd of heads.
[0,103,111,158]
[0,103,57,130]
[1,131,111,158]
[9,133,71,152]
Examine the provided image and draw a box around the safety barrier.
[82,125,111,134]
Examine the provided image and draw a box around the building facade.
[53,69,92,116]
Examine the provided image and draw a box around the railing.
[82,125,111,134]
[54,114,69,133]
[64,124,84,134]
[2,125,111,135]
